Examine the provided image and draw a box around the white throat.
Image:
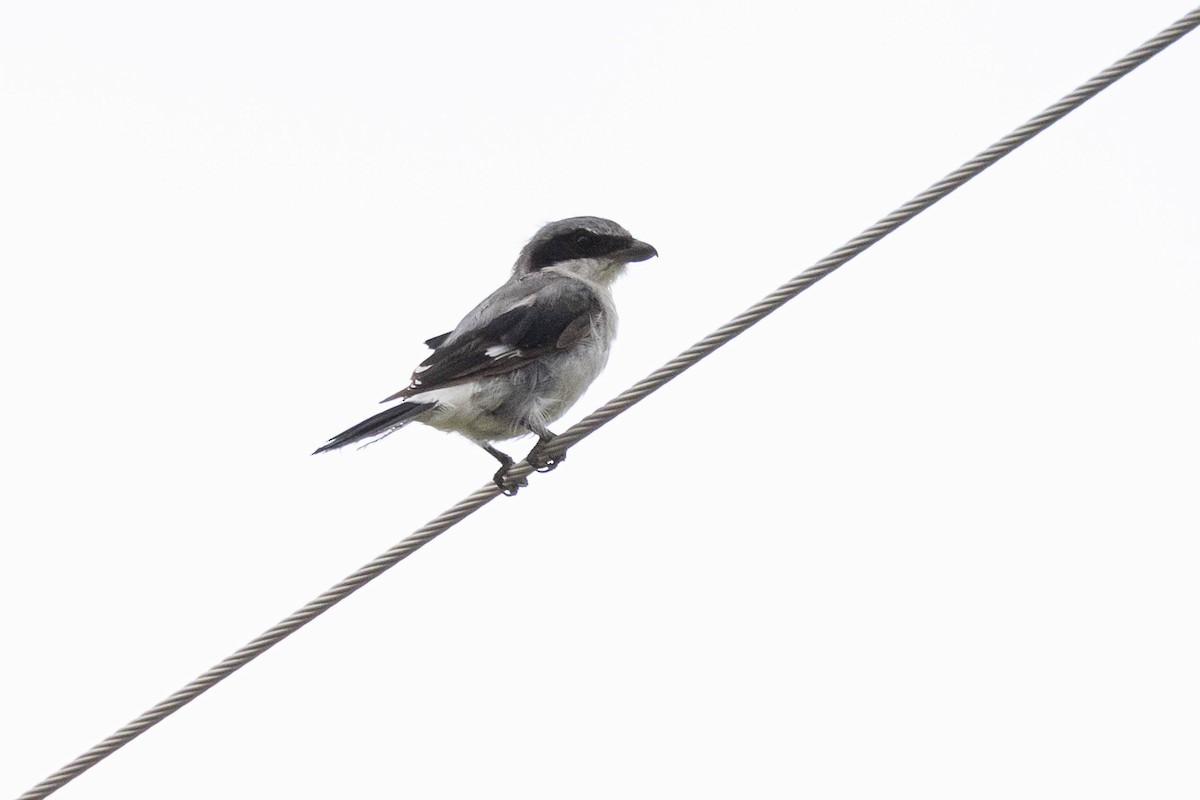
[546,257,627,286]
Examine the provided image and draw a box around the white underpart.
[410,383,490,438]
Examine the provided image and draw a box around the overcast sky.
[3,2,1198,798]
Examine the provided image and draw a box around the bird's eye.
[573,233,595,250]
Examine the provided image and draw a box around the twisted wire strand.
[19,7,1200,799]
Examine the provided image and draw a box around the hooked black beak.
[621,239,659,263]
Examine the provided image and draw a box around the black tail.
[312,401,436,455]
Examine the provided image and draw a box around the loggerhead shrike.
[314,216,657,494]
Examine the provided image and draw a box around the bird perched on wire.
[314,216,658,494]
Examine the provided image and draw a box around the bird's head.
[513,216,658,284]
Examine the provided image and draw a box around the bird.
[313,216,658,494]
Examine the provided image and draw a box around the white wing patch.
[484,344,521,359]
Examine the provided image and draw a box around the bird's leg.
[482,443,526,496]
[523,422,566,473]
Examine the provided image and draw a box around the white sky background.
[2,1,1198,797]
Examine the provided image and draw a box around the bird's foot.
[491,457,528,496]
[493,465,528,496]
[526,437,566,473]
[483,444,527,496]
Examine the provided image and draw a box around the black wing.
[423,331,452,349]
[382,274,601,401]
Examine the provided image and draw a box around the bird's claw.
[527,443,566,473]
[493,465,528,497]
